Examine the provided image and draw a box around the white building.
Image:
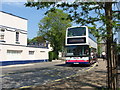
[0,11,49,66]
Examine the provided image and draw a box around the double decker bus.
[65,26,97,65]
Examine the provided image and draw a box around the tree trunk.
[105,2,116,89]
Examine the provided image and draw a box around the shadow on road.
[55,64,90,67]
[95,70,107,74]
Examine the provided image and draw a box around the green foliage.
[27,36,45,45]
[25,2,119,39]
[38,9,71,59]
[25,1,119,57]
[27,38,32,44]
[31,36,45,43]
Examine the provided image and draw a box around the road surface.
[1,60,93,89]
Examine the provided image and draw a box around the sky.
[0,0,77,39]
[0,0,78,39]
[1,0,119,40]
[1,1,48,39]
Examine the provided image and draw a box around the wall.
[0,11,27,31]
[0,11,27,46]
[0,44,49,66]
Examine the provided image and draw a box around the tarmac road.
[0,60,93,89]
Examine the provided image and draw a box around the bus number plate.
[74,63,79,64]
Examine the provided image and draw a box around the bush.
[49,51,58,61]
[49,51,53,61]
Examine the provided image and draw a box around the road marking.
[66,77,70,79]
[79,63,97,72]
[20,86,32,89]
[0,74,9,77]
[50,62,97,84]
[54,79,62,82]
[86,63,97,72]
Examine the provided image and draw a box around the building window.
[40,51,45,52]
[16,32,19,42]
[29,51,34,55]
[0,28,5,32]
[0,28,5,41]
[0,35,4,40]
[7,50,22,54]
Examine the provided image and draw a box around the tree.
[31,36,45,43]
[38,9,72,59]
[25,2,118,53]
[27,38,32,45]
[27,36,45,44]
[25,1,119,88]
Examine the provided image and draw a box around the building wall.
[0,11,50,66]
[0,44,49,65]
[0,11,27,31]
[0,11,27,46]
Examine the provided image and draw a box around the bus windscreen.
[65,45,89,57]
[67,27,86,37]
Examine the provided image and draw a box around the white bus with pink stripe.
[65,26,97,65]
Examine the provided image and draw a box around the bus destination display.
[67,37,86,44]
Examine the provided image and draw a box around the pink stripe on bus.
[66,60,89,62]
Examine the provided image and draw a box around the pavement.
[12,58,120,90]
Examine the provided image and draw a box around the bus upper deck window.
[68,27,86,37]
